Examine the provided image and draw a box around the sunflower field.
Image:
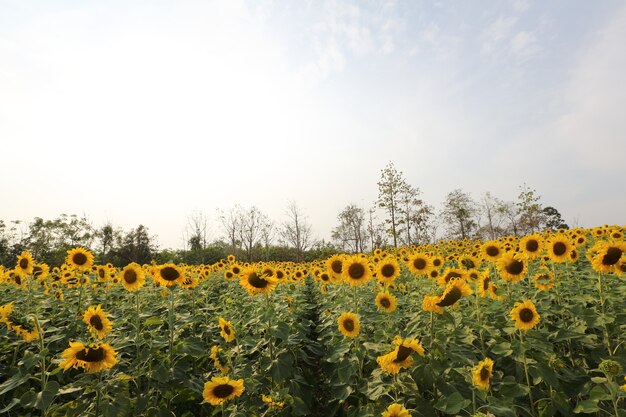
[1,226,625,417]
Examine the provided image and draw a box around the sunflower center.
[213,384,235,398]
[437,287,462,307]
[343,319,354,332]
[98,269,106,279]
[72,253,88,266]
[331,260,342,274]
[276,271,284,279]
[19,258,29,269]
[76,346,105,362]
[348,263,366,279]
[519,308,534,323]
[90,315,104,331]
[381,264,396,277]
[380,297,391,308]
[480,367,490,381]
[232,266,241,274]
[462,259,475,268]
[248,272,268,288]
[124,269,138,284]
[505,260,524,275]
[552,242,566,256]
[394,345,413,363]
[444,271,462,282]
[413,258,426,270]
[223,325,231,335]
[15,275,22,285]
[33,266,42,277]
[320,273,330,281]
[525,240,539,252]
[486,246,499,257]
[602,247,622,266]
[160,266,180,281]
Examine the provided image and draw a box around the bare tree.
[238,206,270,262]
[478,192,506,240]
[260,216,275,261]
[217,206,242,256]
[331,204,367,253]
[280,202,312,262]
[367,208,387,250]
[184,211,210,251]
[441,189,478,240]
[377,162,410,248]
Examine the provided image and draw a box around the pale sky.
[1,0,625,249]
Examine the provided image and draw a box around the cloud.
[481,16,517,54]
[508,30,540,58]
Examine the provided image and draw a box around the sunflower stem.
[596,272,612,356]
[519,331,536,417]
[352,286,358,315]
[135,292,141,361]
[33,316,47,391]
[95,371,103,417]
[429,311,434,350]
[474,292,485,356]
[472,388,476,415]
[168,287,175,368]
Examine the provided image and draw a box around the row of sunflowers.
[1,225,625,416]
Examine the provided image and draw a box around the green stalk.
[596,273,612,356]
[519,331,536,417]
[169,287,175,367]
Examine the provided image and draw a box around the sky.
[1,0,625,249]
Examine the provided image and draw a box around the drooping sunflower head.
[202,376,245,406]
[375,291,398,313]
[59,341,118,373]
[65,248,94,271]
[510,300,540,331]
[496,252,527,283]
[590,241,626,273]
[239,267,278,296]
[83,305,112,340]
[341,256,372,286]
[472,357,494,390]
[422,294,444,314]
[381,403,411,417]
[32,263,50,280]
[153,264,184,287]
[436,278,472,307]
[376,258,401,283]
[120,262,146,291]
[14,251,35,277]
[218,317,235,342]
[337,312,360,338]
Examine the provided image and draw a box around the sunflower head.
[337,312,360,338]
[341,256,372,286]
[239,268,279,296]
[472,357,494,390]
[509,300,540,331]
[381,403,411,417]
[202,376,245,405]
[422,294,444,314]
[375,291,398,313]
[83,305,112,340]
[406,253,432,276]
[14,251,35,277]
[376,258,401,283]
[496,252,527,283]
[65,248,94,271]
[218,317,235,342]
[153,264,184,287]
[120,262,146,291]
[59,341,118,373]
[326,254,345,279]
[436,278,472,307]
[546,236,573,263]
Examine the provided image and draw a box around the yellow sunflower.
[83,305,112,340]
[481,241,502,262]
[436,278,472,307]
[218,317,235,342]
[202,376,245,405]
[59,341,118,373]
[422,295,444,314]
[510,300,540,331]
[209,345,229,374]
[239,267,279,296]
[32,263,50,280]
[341,256,372,286]
[14,251,35,278]
[589,241,626,274]
[326,254,345,280]
[496,252,527,283]
[375,258,401,284]
[65,248,94,270]
[375,291,398,313]
[382,403,411,417]
[120,262,145,291]
[262,394,285,408]
[376,336,425,374]
[546,236,572,263]
[519,234,543,259]
[406,253,432,276]
[153,264,184,287]
[337,312,360,338]
[437,267,466,286]
[472,357,494,390]
[96,265,110,282]
[532,271,554,291]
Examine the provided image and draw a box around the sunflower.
[532,271,554,291]
[83,305,112,340]
[375,291,398,313]
[436,278,472,307]
[218,317,235,342]
[65,248,94,270]
[510,300,540,331]
[422,295,443,314]
[153,264,184,287]
[546,236,572,263]
[472,357,494,390]
[59,341,118,373]
[519,234,543,259]
[337,312,360,338]
[326,254,345,279]
[0,302,14,325]
[377,336,425,374]
[14,251,35,278]
[202,376,245,406]
[481,241,502,262]
[589,241,626,273]
[406,253,431,276]
[341,256,372,286]
[376,258,401,284]
[381,403,411,417]
[239,267,279,296]
[437,267,466,286]
[32,263,50,280]
[262,394,285,408]
[119,263,145,291]
[209,345,229,374]
[496,252,527,283]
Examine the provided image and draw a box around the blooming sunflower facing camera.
[59,341,118,373]
[472,357,494,390]
[239,267,279,296]
[218,317,235,342]
[337,312,360,338]
[202,376,244,406]
[510,300,540,331]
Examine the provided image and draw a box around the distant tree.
[477,192,507,240]
[260,217,275,262]
[500,201,521,236]
[331,204,367,253]
[95,222,121,264]
[238,206,269,262]
[377,162,410,248]
[517,184,544,235]
[441,189,478,240]
[184,211,210,252]
[280,202,312,262]
[115,225,158,265]
[366,208,387,250]
[217,206,242,256]
[542,206,569,231]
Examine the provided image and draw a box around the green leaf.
[574,400,600,414]
[35,380,59,410]
[145,316,163,326]
[0,372,32,395]
[434,391,471,415]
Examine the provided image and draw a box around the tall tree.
[366,208,387,250]
[280,202,312,262]
[542,206,569,231]
[115,225,158,265]
[441,189,478,240]
[478,192,506,240]
[217,206,241,256]
[238,206,269,262]
[517,184,544,235]
[184,211,210,251]
[331,204,367,253]
[377,162,410,248]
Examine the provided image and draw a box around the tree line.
[0,163,568,268]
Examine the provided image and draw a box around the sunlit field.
[1,226,625,417]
